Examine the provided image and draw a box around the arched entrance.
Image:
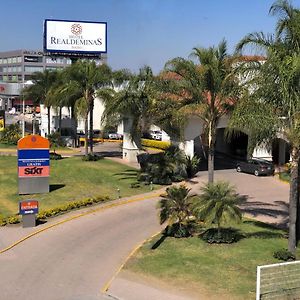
[272,138,290,165]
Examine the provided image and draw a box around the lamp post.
[22,80,25,137]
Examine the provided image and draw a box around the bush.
[48,132,66,147]
[138,145,193,185]
[37,195,109,221]
[141,139,171,150]
[82,154,102,161]
[201,228,243,244]
[165,222,197,238]
[0,196,110,226]
[50,152,63,160]
[0,124,21,145]
[273,249,296,261]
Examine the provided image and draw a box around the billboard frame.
[43,19,107,57]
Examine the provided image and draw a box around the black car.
[236,158,274,176]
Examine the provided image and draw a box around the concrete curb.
[101,230,161,294]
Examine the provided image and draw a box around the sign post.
[19,200,39,227]
[18,135,50,194]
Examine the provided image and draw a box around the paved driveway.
[0,169,289,300]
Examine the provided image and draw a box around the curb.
[0,192,161,254]
[101,230,162,293]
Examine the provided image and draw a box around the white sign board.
[44,19,107,54]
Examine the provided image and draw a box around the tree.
[158,184,195,237]
[193,181,242,236]
[59,60,112,156]
[22,70,60,135]
[162,40,239,183]
[230,0,300,253]
[101,66,156,149]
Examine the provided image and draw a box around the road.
[0,168,290,300]
[0,198,162,300]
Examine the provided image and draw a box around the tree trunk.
[288,147,299,254]
[208,121,216,183]
[89,99,94,154]
[58,107,62,134]
[84,113,89,157]
[47,106,51,136]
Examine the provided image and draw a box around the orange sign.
[18,135,50,149]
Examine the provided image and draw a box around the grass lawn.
[126,220,300,299]
[0,143,79,153]
[0,156,156,217]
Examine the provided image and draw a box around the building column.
[179,139,194,158]
[122,117,140,163]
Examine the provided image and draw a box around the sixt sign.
[18,135,50,194]
[19,200,39,215]
[18,149,50,177]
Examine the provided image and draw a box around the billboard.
[19,200,39,215]
[44,19,107,55]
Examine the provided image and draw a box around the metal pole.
[22,81,25,137]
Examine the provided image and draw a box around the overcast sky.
[1,0,299,73]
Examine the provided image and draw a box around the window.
[17,57,22,63]
[12,57,17,63]
[7,58,12,64]
[24,66,44,73]
[3,67,7,72]
[3,75,7,81]
[0,59,2,64]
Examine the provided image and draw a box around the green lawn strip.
[0,156,156,218]
[126,220,299,300]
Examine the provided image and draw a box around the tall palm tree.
[231,0,300,253]
[100,66,156,149]
[58,60,112,156]
[193,181,242,236]
[163,40,240,183]
[159,184,195,237]
[22,69,59,135]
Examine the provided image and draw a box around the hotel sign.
[44,19,107,55]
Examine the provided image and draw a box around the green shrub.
[82,154,102,161]
[138,145,200,185]
[0,124,21,145]
[0,196,110,226]
[273,249,296,261]
[37,196,109,221]
[201,228,243,244]
[48,132,66,147]
[165,222,197,238]
[6,215,21,224]
[50,152,63,160]
[141,139,170,150]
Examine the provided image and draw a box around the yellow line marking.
[0,192,161,254]
[101,230,162,293]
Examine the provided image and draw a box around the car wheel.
[254,170,259,176]
[236,166,241,172]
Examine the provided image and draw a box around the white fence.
[257,260,300,299]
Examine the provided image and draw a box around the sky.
[1,0,300,73]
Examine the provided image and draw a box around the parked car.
[236,158,274,176]
[150,130,162,140]
[108,132,123,140]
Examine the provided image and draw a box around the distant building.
[0,49,107,111]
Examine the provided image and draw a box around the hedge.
[141,139,170,150]
[0,195,110,226]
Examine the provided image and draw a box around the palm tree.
[159,184,195,237]
[101,66,156,150]
[22,69,59,135]
[163,40,240,183]
[58,60,112,156]
[193,181,242,236]
[231,0,300,253]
